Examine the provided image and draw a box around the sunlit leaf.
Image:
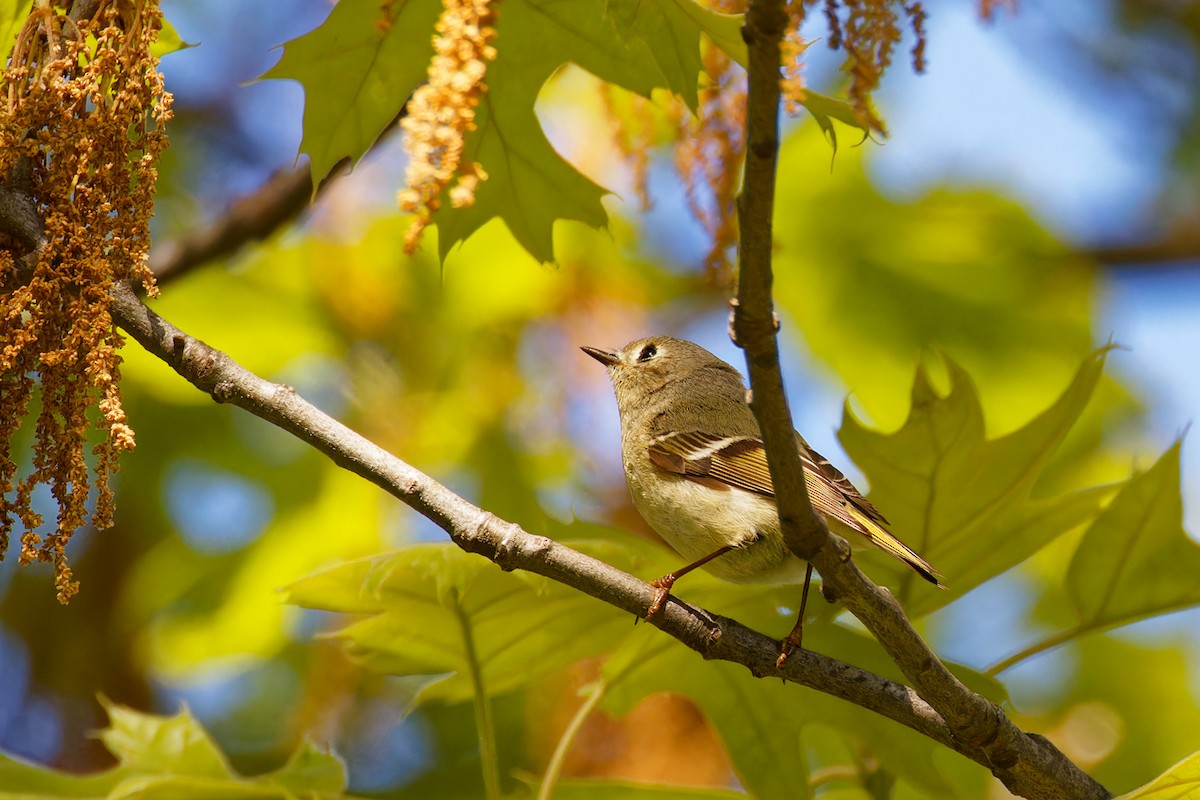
[606,0,743,108]
[0,700,349,799]
[286,542,632,705]
[265,740,349,795]
[1117,749,1200,799]
[1067,442,1200,633]
[152,17,194,58]
[100,698,230,777]
[839,349,1115,614]
[797,90,874,154]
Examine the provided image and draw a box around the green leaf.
[266,0,731,263]
[990,444,1200,675]
[1067,442,1200,633]
[285,542,632,705]
[1118,750,1200,799]
[431,0,723,262]
[152,17,194,59]
[265,740,348,795]
[0,753,120,798]
[797,90,874,154]
[671,0,746,68]
[839,349,1114,615]
[100,697,231,778]
[262,0,443,185]
[606,0,743,108]
[0,701,350,799]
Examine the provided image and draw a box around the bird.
[583,335,942,658]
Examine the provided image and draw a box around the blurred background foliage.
[3,0,1200,798]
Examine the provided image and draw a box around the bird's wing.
[794,432,889,526]
[647,430,943,586]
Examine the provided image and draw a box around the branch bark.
[729,2,1109,798]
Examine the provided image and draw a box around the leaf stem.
[988,623,1084,676]
[453,589,502,800]
[537,678,607,800]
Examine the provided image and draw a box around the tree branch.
[1086,230,1200,267]
[728,2,1109,798]
[149,164,319,284]
[103,279,982,765]
[146,105,401,286]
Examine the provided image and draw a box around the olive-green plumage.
[583,336,941,587]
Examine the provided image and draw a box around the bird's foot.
[776,629,803,669]
[646,576,675,619]
[727,297,781,346]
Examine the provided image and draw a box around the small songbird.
[583,335,941,654]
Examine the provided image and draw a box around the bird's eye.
[636,344,658,362]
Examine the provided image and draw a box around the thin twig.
[728,1,1110,798]
[537,678,606,800]
[148,164,319,284]
[455,591,502,800]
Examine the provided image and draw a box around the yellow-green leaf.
[839,349,1114,615]
[797,90,874,154]
[286,542,631,704]
[262,0,442,184]
[1067,441,1200,631]
[100,698,230,778]
[0,701,349,799]
[1117,749,1200,799]
[152,17,193,59]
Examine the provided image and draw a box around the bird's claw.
[776,630,803,669]
[727,297,781,346]
[646,577,674,619]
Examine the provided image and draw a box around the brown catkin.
[399,0,499,252]
[0,0,172,602]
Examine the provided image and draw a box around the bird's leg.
[776,562,814,668]
[646,544,737,618]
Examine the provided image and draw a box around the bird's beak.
[580,345,620,367]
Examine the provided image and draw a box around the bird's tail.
[844,504,945,588]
